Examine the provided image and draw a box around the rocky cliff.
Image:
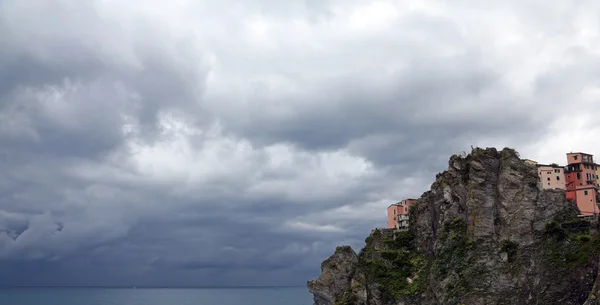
[308,147,600,305]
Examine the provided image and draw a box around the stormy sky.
[2,0,600,287]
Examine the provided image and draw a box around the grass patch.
[543,218,600,271]
[357,229,427,301]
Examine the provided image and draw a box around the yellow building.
[523,159,538,166]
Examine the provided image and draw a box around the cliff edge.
[308,147,600,305]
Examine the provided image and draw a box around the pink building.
[387,199,415,230]
[536,163,566,190]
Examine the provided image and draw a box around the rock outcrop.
[308,246,361,305]
[308,147,600,305]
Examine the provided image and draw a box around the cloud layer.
[2,0,600,286]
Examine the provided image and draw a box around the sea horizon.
[0,285,306,289]
[0,286,313,305]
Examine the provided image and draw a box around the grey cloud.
[1,0,599,287]
[205,28,541,156]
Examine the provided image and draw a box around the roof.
[387,199,417,208]
[388,201,402,208]
[567,152,594,156]
[536,163,564,168]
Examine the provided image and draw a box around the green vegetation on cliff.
[543,218,600,270]
[355,217,600,305]
[358,229,420,301]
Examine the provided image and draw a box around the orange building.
[564,152,599,215]
[387,199,415,230]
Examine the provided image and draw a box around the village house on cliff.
[528,152,600,216]
[386,199,415,230]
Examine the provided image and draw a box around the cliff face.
[308,147,600,305]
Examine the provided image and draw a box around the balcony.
[394,214,410,231]
[565,165,581,173]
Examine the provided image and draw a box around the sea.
[0,287,313,305]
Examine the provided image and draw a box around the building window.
[557,176,560,180]
[547,177,550,181]
[577,173,581,179]
[574,156,578,160]
[585,190,589,196]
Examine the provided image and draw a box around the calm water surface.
[0,287,313,305]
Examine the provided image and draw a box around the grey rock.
[307,246,360,305]
[308,147,599,305]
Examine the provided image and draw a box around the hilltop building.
[525,153,600,216]
[386,199,415,230]
[536,163,566,190]
[565,152,599,216]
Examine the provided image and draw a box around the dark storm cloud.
[1,0,600,287]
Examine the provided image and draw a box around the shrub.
[544,221,567,241]
[576,233,592,243]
